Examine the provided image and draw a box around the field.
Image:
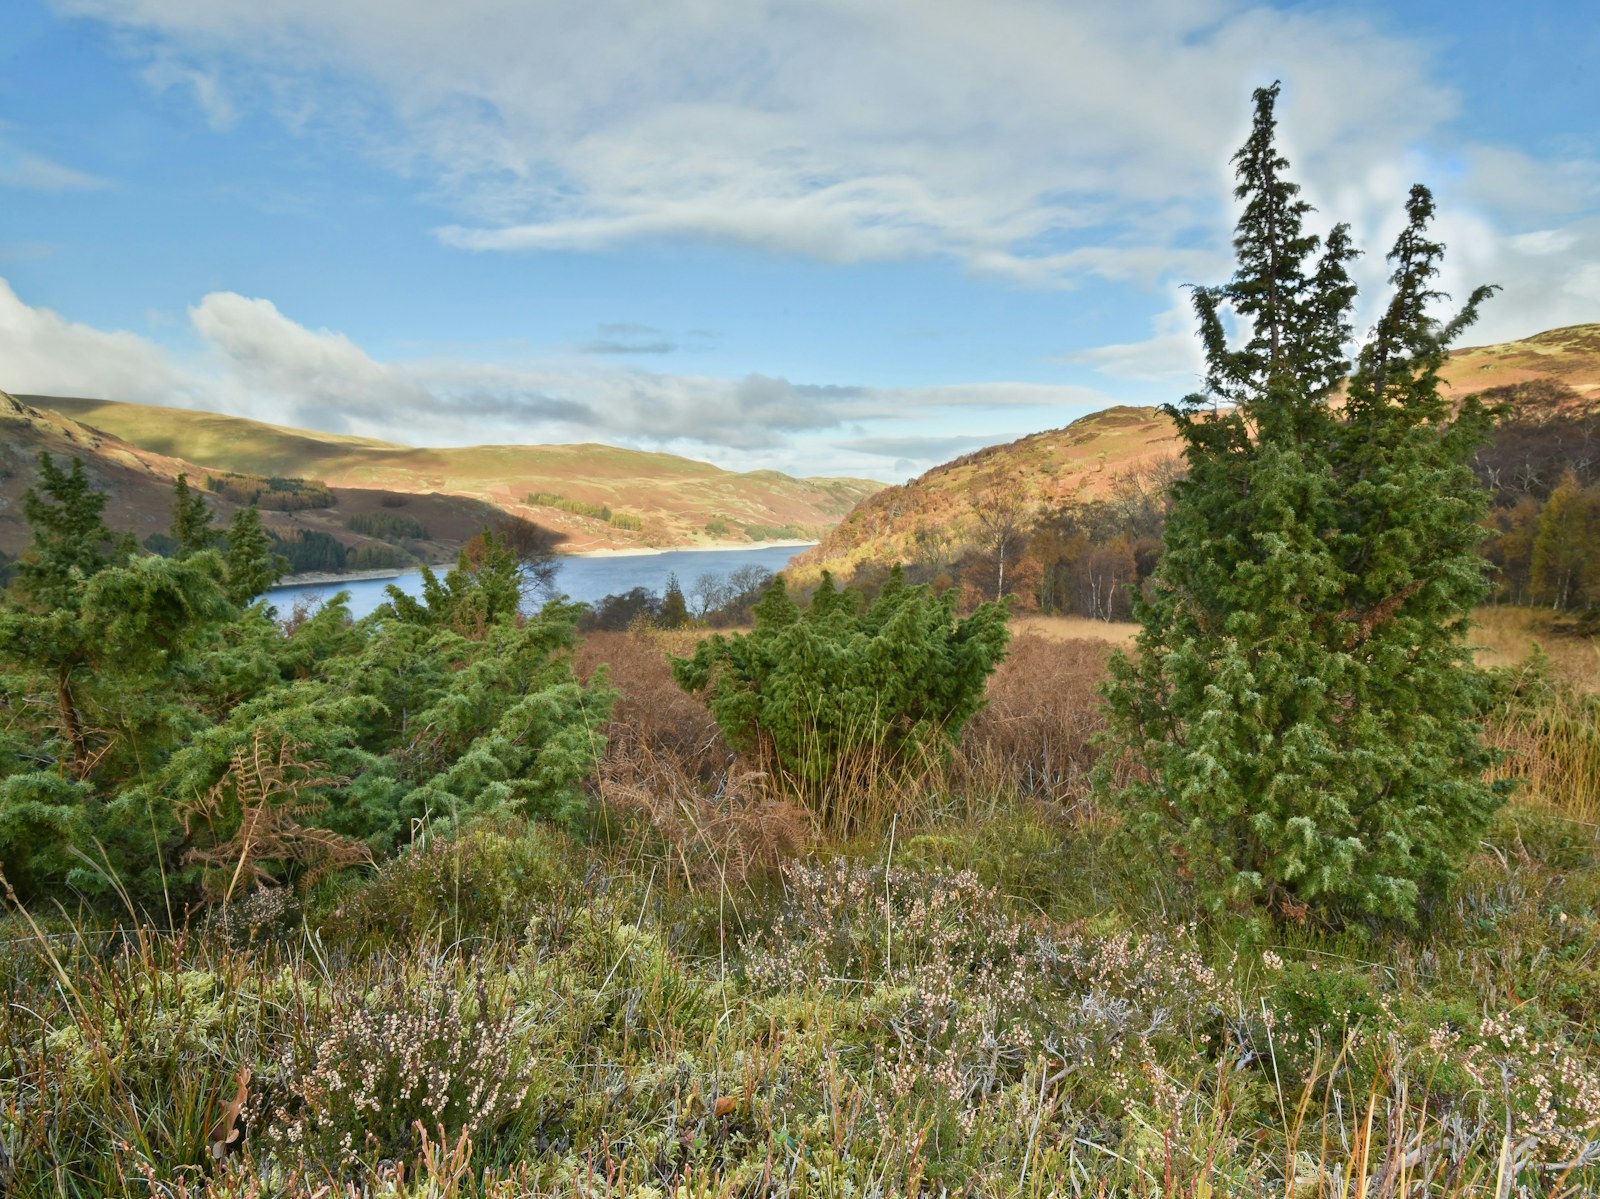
[3,607,1597,1197]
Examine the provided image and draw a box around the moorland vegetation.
[1,86,1598,1198]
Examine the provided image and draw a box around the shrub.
[1098,84,1502,922]
[672,568,1008,828]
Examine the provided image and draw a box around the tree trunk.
[57,666,88,776]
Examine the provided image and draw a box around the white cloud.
[51,0,1464,284]
[0,278,188,401]
[1064,288,1207,383]
[0,277,1108,478]
[0,138,112,192]
[141,58,238,129]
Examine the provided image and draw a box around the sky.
[1,0,1597,482]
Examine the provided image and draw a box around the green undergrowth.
[3,797,1597,1197]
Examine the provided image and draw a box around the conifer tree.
[1098,84,1502,922]
[223,507,288,605]
[170,473,216,558]
[14,453,125,609]
[659,572,691,629]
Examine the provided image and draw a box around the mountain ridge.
[8,395,883,556]
[793,322,1600,582]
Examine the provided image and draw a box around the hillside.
[23,396,883,551]
[0,391,559,567]
[795,323,1600,582]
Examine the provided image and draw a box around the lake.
[265,543,814,620]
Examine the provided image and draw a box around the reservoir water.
[265,543,814,621]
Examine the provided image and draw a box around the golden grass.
[1474,607,1600,825]
[1473,606,1600,693]
[1011,613,1140,646]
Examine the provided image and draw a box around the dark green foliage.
[0,460,236,895]
[142,531,179,557]
[527,491,612,521]
[273,528,347,574]
[347,542,409,570]
[741,522,805,541]
[345,509,430,540]
[223,507,289,605]
[0,475,609,906]
[1098,85,1503,923]
[1530,470,1600,609]
[578,585,661,632]
[169,473,217,558]
[673,568,1009,823]
[14,453,125,610]
[379,529,525,633]
[659,571,691,628]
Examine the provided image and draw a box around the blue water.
[266,543,813,620]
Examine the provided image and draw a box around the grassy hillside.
[797,323,1600,582]
[25,396,883,551]
[0,390,551,567]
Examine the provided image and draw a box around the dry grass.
[578,629,809,883]
[1473,607,1600,692]
[1012,613,1140,646]
[1474,608,1600,825]
[955,633,1113,809]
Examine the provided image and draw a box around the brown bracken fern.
[179,731,370,902]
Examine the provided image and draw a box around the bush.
[672,568,1009,829]
[1098,84,1502,922]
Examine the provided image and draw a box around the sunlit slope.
[796,322,1600,580]
[26,397,883,549]
[0,390,554,563]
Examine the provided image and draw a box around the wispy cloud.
[52,0,1470,287]
[578,339,678,355]
[0,135,112,192]
[0,277,1109,477]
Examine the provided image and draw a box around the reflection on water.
[266,543,814,620]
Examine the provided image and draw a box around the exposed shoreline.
[272,541,817,590]
[563,538,815,559]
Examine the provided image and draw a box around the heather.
[1,615,1597,1196]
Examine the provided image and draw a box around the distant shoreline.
[276,567,407,587]
[271,541,817,590]
[564,538,815,559]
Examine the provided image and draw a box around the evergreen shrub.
[1097,84,1505,923]
[672,568,1008,827]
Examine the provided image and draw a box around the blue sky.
[1,0,1597,480]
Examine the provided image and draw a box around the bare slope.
[795,323,1600,580]
[25,397,883,551]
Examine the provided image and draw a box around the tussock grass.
[1477,608,1600,826]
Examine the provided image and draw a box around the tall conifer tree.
[1098,84,1502,922]
[170,474,216,558]
[223,507,288,605]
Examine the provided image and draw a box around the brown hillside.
[796,322,1600,581]
[25,396,883,551]
[0,390,554,565]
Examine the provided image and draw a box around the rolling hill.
[794,323,1600,582]
[12,396,884,554]
[0,390,565,569]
